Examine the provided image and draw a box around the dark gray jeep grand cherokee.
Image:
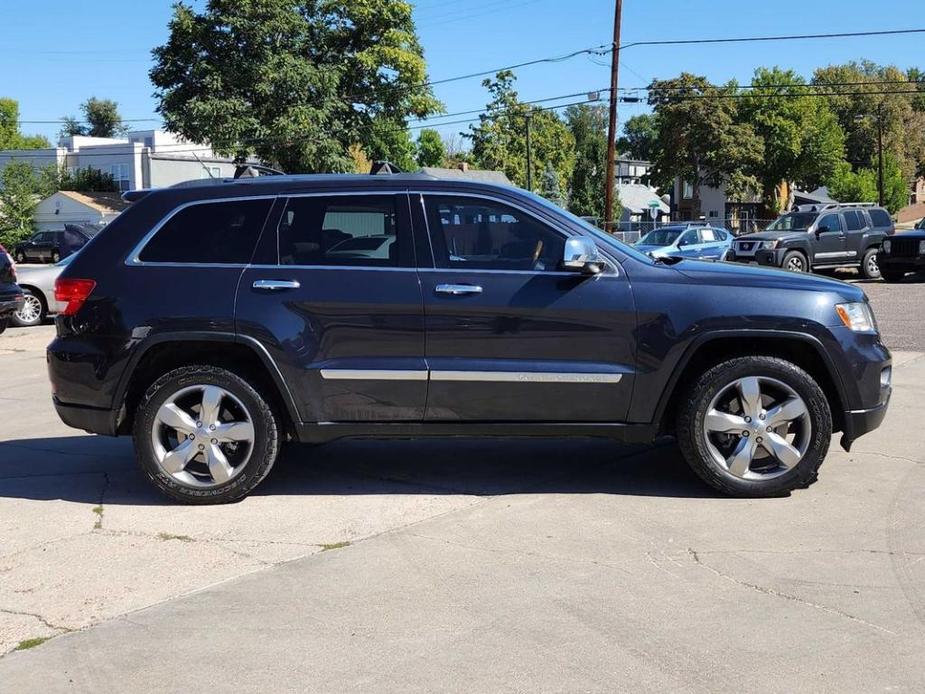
[47,174,892,504]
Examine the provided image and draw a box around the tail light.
[54,278,96,316]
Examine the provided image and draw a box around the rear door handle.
[253,279,300,291]
[435,284,483,296]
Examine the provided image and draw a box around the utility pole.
[876,102,884,208]
[603,0,623,232]
[525,113,534,192]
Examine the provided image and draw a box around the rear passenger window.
[424,196,566,271]
[869,209,892,228]
[139,199,272,264]
[277,195,404,267]
[844,211,863,231]
[700,229,718,242]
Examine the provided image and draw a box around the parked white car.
[11,255,72,327]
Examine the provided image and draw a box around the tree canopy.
[0,98,50,150]
[617,113,658,161]
[565,103,608,218]
[415,128,445,167]
[467,70,574,195]
[149,0,441,173]
[60,98,128,139]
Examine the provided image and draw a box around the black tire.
[132,365,280,504]
[11,288,46,327]
[14,251,26,264]
[676,356,832,498]
[880,267,906,283]
[781,250,807,273]
[0,316,7,336]
[50,250,60,264]
[859,247,881,280]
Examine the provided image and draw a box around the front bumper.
[727,249,781,266]
[840,401,889,451]
[878,252,925,272]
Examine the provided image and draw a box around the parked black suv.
[48,175,892,503]
[14,224,101,264]
[0,244,24,335]
[728,203,894,278]
[878,227,925,281]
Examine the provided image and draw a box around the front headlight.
[882,240,891,254]
[835,302,877,333]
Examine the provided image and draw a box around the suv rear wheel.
[677,356,831,497]
[859,248,881,280]
[133,365,280,504]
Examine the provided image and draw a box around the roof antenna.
[370,161,403,175]
[191,150,217,179]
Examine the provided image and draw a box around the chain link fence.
[602,218,779,245]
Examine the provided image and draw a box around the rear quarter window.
[138,198,273,264]
[868,209,893,228]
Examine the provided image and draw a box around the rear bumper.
[52,397,116,436]
[0,293,24,316]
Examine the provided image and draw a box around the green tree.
[539,161,565,207]
[0,98,50,150]
[813,62,925,182]
[826,156,907,214]
[363,118,417,172]
[617,113,658,161]
[0,163,41,247]
[647,74,763,210]
[564,103,607,218]
[61,98,128,139]
[415,128,445,167]
[739,67,845,213]
[467,70,574,192]
[150,0,441,173]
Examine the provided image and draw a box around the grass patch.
[156,532,194,543]
[319,541,351,552]
[91,505,104,530]
[14,637,50,651]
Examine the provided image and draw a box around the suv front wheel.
[677,356,832,497]
[133,365,280,504]
[781,250,807,272]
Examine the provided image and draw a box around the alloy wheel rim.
[151,384,255,488]
[787,257,804,271]
[867,254,879,274]
[703,376,812,481]
[16,294,41,324]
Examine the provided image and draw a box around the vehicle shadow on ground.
[0,434,727,504]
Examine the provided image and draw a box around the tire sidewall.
[861,248,881,279]
[133,366,278,504]
[681,357,832,496]
[782,251,806,272]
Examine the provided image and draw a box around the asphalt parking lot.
[0,277,923,693]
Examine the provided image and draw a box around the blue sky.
[3,0,923,145]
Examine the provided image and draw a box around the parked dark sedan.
[13,224,101,264]
[0,244,24,335]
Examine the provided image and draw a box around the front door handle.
[435,284,483,296]
[253,279,300,291]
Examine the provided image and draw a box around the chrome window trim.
[125,194,279,267]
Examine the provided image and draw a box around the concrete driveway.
[1,309,924,691]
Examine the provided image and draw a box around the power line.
[617,27,925,51]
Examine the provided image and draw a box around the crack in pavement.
[687,548,897,636]
[0,606,72,634]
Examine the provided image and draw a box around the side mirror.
[561,236,604,274]
[815,225,829,235]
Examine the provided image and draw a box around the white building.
[0,130,239,192]
[33,190,130,231]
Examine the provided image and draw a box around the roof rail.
[794,201,877,213]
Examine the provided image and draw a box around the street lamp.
[855,103,884,207]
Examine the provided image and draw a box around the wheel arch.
[114,333,300,439]
[654,331,847,436]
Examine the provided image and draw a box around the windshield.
[638,229,683,246]
[916,218,925,229]
[521,191,653,263]
[766,213,817,232]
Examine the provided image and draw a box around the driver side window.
[424,196,566,271]
[679,230,700,246]
[817,214,843,233]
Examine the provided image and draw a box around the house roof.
[616,183,669,214]
[420,167,512,185]
[57,190,132,214]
